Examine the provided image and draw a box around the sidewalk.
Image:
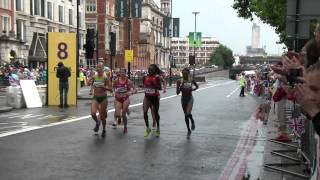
[261,102,310,180]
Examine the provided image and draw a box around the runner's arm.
[192,80,199,91]
[176,80,181,95]
[160,76,167,93]
[128,80,137,95]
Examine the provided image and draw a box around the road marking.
[226,87,239,98]
[0,81,234,138]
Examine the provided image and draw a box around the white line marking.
[226,87,239,98]
[0,81,234,138]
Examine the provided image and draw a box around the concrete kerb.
[0,106,13,113]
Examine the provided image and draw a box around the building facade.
[171,36,220,68]
[0,0,28,66]
[20,0,86,68]
[85,0,122,68]
[137,0,171,70]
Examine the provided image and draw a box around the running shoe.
[187,129,192,136]
[155,129,160,138]
[144,128,151,137]
[112,121,117,129]
[93,123,100,133]
[101,130,106,137]
[123,127,128,134]
[191,121,195,131]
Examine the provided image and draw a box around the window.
[48,26,55,32]
[59,5,64,22]
[69,9,73,25]
[16,19,26,40]
[0,16,10,34]
[106,2,109,15]
[59,29,66,32]
[47,2,53,20]
[110,4,114,16]
[16,0,24,11]
[0,0,10,9]
[86,0,96,13]
[32,0,45,16]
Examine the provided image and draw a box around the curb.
[0,106,13,113]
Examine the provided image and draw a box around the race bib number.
[145,88,156,94]
[93,82,104,88]
[116,87,127,93]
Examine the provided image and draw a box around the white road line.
[0,81,234,138]
[226,87,239,98]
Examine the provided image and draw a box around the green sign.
[188,32,202,48]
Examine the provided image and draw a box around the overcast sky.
[154,0,284,55]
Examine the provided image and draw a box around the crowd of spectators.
[270,24,320,137]
[0,64,47,87]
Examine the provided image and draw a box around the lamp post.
[169,0,173,86]
[192,12,199,78]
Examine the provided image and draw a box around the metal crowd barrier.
[264,100,318,179]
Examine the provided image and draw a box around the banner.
[173,18,180,37]
[48,32,76,106]
[188,32,202,48]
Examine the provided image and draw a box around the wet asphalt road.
[0,77,264,180]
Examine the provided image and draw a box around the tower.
[251,23,260,49]
[160,0,171,16]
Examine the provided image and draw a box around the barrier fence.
[264,99,319,179]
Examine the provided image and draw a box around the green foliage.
[232,0,287,44]
[209,45,235,69]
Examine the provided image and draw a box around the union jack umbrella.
[289,117,305,136]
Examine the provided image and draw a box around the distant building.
[246,23,266,56]
[171,36,220,67]
[251,23,260,49]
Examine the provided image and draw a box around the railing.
[264,99,318,179]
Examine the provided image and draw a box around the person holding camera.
[56,62,71,108]
[142,64,166,138]
[294,62,320,136]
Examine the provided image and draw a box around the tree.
[232,0,287,44]
[209,45,235,69]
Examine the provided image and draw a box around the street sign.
[48,32,76,106]
[188,32,202,48]
[125,50,133,62]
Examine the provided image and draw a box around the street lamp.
[192,12,199,78]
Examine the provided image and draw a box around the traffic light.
[189,55,195,65]
[109,32,116,57]
[85,29,95,59]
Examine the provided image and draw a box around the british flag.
[289,117,305,136]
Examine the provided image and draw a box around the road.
[0,77,266,180]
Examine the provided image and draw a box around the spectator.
[301,23,320,68]
[295,62,320,136]
[56,62,71,108]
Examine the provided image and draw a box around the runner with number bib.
[176,68,199,136]
[143,64,166,138]
[90,62,112,137]
[112,68,136,134]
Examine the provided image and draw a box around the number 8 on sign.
[57,42,68,60]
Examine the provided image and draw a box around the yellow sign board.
[48,32,76,106]
[125,50,133,62]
